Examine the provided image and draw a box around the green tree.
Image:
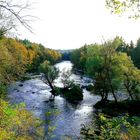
[85,39,137,102]
[40,60,59,98]
[131,38,140,68]
[85,41,120,102]
[123,67,140,100]
[106,0,140,18]
[70,49,81,70]
[60,68,74,89]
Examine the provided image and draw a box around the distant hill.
[57,49,73,54]
[57,49,73,60]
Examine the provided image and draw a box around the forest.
[71,36,140,103]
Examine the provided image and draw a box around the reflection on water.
[8,61,101,139]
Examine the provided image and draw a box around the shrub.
[0,99,44,140]
[0,84,7,98]
[62,84,83,102]
[81,114,140,140]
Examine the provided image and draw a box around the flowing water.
[8,61,101,139]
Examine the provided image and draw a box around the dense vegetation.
[71,36,140,139]
[71,36,140,102]
[0,37,61,97]
[0,100,44,140]
[81,114,140,139]
[1,0,140,139]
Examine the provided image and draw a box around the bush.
[85,84,94,91]
[20,76,31,82]
[62,84,83,102]
[0,84,7,98]
[0,99,44,140]
[81,114,140,140]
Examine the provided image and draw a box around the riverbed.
[8,61,101,139]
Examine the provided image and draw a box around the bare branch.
[0,0,35,36]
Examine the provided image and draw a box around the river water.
[8,61,101,139]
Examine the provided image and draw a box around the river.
[8,61,101,139]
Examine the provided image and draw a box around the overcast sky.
[18,0,140,50]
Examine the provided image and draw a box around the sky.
[18,0,140,50]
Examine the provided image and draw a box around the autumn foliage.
[0,99,44,140]
[0,38,61,86]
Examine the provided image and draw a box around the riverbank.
[94,99,140,116]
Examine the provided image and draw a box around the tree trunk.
[126,87,134,100]
[100,90,104,101]
[124,82,134,101]
[128,91,134,100]
[110,83,117,103]
[46,78,56,96]
[107,71,117,103]
[104,91,108,101]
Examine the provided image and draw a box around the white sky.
[18,0,140,50]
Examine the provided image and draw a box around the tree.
[125,40,134,56]
[0,0,34,37]
[45,48,62,65]
[85,38,137,102]
[79,45,88,71]
[85,41,120,102]
[85,44,103,76]
[70,49,81,70]
[100,41,119,102]
[123,67,140,100]
[115,36,129,53]
[131,38,140,68]
[130,40,135,50]
[106,0,140,18]
[0,38,29,85]
[60,68,74,89]
[60,68,83,102]
[40,60,59,98]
